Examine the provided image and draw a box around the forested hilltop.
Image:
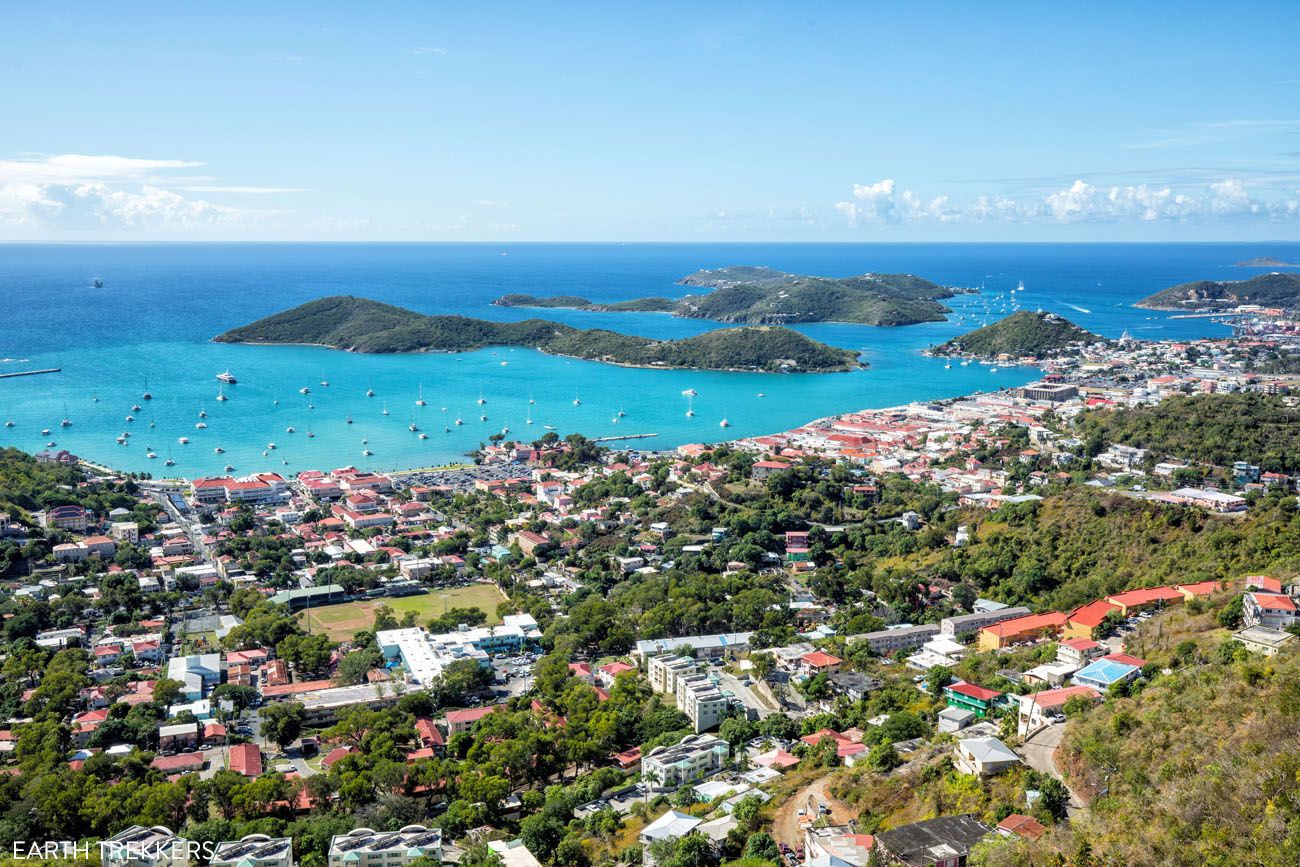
[1136,272,1300,310]
[215,296,862,372]
[1072,392,1300,473]
[931,311,1103,359]
[493,265,965,326]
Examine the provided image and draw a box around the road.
[1018,723,1085,818]
[717,671,779,719]
[771,774,858,848]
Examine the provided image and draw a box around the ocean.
[0,242,1292,477]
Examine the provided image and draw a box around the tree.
[1038,777,1069,821]
[152,678,185,706]
[925,665,953,698]
[749,652,774,679]
[744,833,779,863]
[866,743,900,773]
[260,701,304,749]
[733,795,765,830]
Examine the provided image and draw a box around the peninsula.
[492,265,965,326]
[215,296,863,373]
[1136,272,1300,310]
[930,310,1103,360]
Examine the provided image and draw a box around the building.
[874,815,993,867]
[296,684,405,726]
[1020,383,1079,402]
[1105,586,1183,616]
[376,614,541,685]
[1072,656,1142,691]
[939,607,1032,639]
[1162,487,1248,513]
[1063,600,1123,640]
[633,632,753,660]
[996,815,1046,842]
[228,743,263,777]
[1056,638,1103,668]
[848,623,939,655]
[648,655,697,695]
[445,705,503,736]
[641,734,729,789]
[675,673,728,734]
[486,840,542,867]
[640,811,702,863]
[1233,625,1297,656]
[110,521,140,543]
[158,722,200,751]
[943,682,1003,718]
[1243,592,1299,631]
[166,654,223,700]
[327,826,442,867]
[210,835,295,867]
[268,584,347,612]
[100,825,190,867]
[40,504,89,532]
[1017,685,1102,736]
[977,612,1067,651]
[804,827,877,867]
[954,736,1020,776]
[937,707,976,734]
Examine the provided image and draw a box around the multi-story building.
[977,612,1067,651]
[633,632,753,661]
[166,654,223,700]
[641,734,729,789]
[939,607,1032,639]
[327,826,441,867]
[675,673,728,734]
[647,655,696,695]
[376,614,542,685]
[100,825,190,867]
[1243,592,1299,631]
[210,836,294,867]
[847,624,939,655]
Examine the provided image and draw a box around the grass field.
[297,583,508,641]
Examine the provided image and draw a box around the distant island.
[1235,257,1300,268]
[492,265,967,326]
[930,310,1104,360]
[215,296,864,373]
[1136,273,1300,310]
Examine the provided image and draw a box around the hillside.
[1073,392,1300,473]
[931,311,1102,359]
[1136,272,1300,310]
[491,266,963,326]
[214,296,862,372]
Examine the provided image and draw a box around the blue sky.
[2,2,1299,241]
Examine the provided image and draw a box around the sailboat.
[415,384,427,407]
[3,414,12,428]
[617,406,626,417]
[409,416,420,432]
[320,370,329,387]
[455,412,464,425]
[366,386,375,397]
[382,402,390,416]
[528,392,535,405]
[214,444,225,454]
[198,407,207,418]
[719,417,730,428]
[164,448,175,467]
[477,391,486,405]
[216,384,228,402]
[141,379,152,400]
[573,390,581,406]
[60,404,71,427]
[307,427,315,438]
[685,395,695,417]
[526,407,534,425]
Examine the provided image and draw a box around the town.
[2,319,1299,867]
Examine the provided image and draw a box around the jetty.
[0,367,61,379]
[593,433,658,443]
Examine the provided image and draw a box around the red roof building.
[228,743,263,777]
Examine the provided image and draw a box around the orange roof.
[1107,586,1183,607]
[1175,580,1224,596]
[1027,684,1101,708]
[1068,600,1122,628]
[998,814,1046,840]
[983,611,1067,638]
[801,651,842,668]
[1246,575,1282,593]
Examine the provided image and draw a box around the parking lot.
[396,463,529,494]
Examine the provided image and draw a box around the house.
[996,814,1046,841]
[1063,600,1123,640]
[158,722,200,751]
[1056,638,1102,668]
[804,826,877,867]
[1016,685,1102,736]
[229,743,263,777]
[1243,592,1299,631]
[943,682,1003,718]
[326,826,441,867]
[210,835,295,867]
[954,736,1020,776]
[800,651,842,675]
[874,814,994,867]
[1105,586,1183,616]
[598,660,636,686]
[166,653,223,700]
[1072,655,1143,691]
[1233,625,1296,656]
[151,753,206,775]
[445,705,503,736]
[800,729,868,763]
[100,825,190,867]
[937,707,976,734]
[486,840,542,867]
[639,811,701,862]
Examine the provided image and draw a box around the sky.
[2,2,1300,242]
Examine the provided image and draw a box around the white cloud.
[835,176,1300,227]
[413,46,446,55]
[0,153,286,234]
[178,185,308,194]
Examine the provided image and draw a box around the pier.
[0,367,61,379]
[593,432,658,443]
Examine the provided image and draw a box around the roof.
[958,736,1019,765]
[1107,586,1183,607]
[1068,599,1122,628]
[1074,658,1140,686]
[801,651,842,668]
[875,815,994,864]
[228,743,262,777]
[1246,575,1283,593]
[151,752,204,771]
[982,611,1067,638]
[1060,637,1100,651]
[1026,684,1101,708]
[640,810,702,841]
[445,704,503,725]
[997,814,1046,840]
[1250,592,1297,612]
[946,681,1002,702]
[1175,580,1224,596]
[1101,652,1146,667]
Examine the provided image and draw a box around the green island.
[930,310,1103,359]
[493,265,965,326]
[214,295,864,372]
[1235,256,1300,268]
[1136,271,1300,310]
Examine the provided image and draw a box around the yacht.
[416,384,427,406]
[477,392,487,405]
[362,448,373,456]
[362,437,368,444]
[719,418,730,428]
[3,418,13,428]
[195,422,207,429]
[366,386,375,397]
[480,413,488,421]
[216,371,237,384]
[685,395,695,417]
[382,403,390,416]
[60,405,72,427]
[617,407,626,417]
[320,371,329,387]
[198,408,207,418]
[500,360,508,367]
[611,415,620,424]
[214,445,225,454]
[756,392,765,398]
[307,429,315,438]
[299,387,310,395]
[267,442,277,450]
[944,361,952,369]
[132,404,142,412]
[41,427,51,436]
[216,385,228,401]
[543,424,557,430]
[528,393,535,405]
[178,436,189,444]
[286,426,296,433]
[141,380,152,400]
[419,432,428,439]
[93,278,104,288]
[681,388,697,397]
[147,452,157,460]
[224,464,235,472]
[164,453,175,467]
[45,440,56,447]
[455,415,464,425]
[92,395,99,402]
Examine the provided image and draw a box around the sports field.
[297,583,508,641]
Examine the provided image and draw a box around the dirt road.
[771,774,860,848]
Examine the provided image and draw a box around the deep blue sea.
[1,242,1295,476]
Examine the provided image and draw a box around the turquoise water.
[1,242,1285,476]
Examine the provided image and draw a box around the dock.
[0,368,61,379]
[593,433,658,443]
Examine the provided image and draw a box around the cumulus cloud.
[0,153,284,234]
[835,176,1300,227]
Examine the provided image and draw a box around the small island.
[215,296,864,373]
[1136,272,1300,310]
[930,310,1104,361]
[492,265,967,326]
[1235,257,1300,268]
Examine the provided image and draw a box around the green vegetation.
[932,311,1102,359]
[1074,392,1300,473]
[1136,271,1300,310]
[298,584,508,642]
[493,265,961,326]
[216,296,862,372]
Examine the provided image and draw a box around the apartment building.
[210,836,294,867]
[847,623,939,655]
[327,826,442,867]
[100,826,190,867]
[641,734,729,789]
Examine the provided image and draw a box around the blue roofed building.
[1072,657,1141,691]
